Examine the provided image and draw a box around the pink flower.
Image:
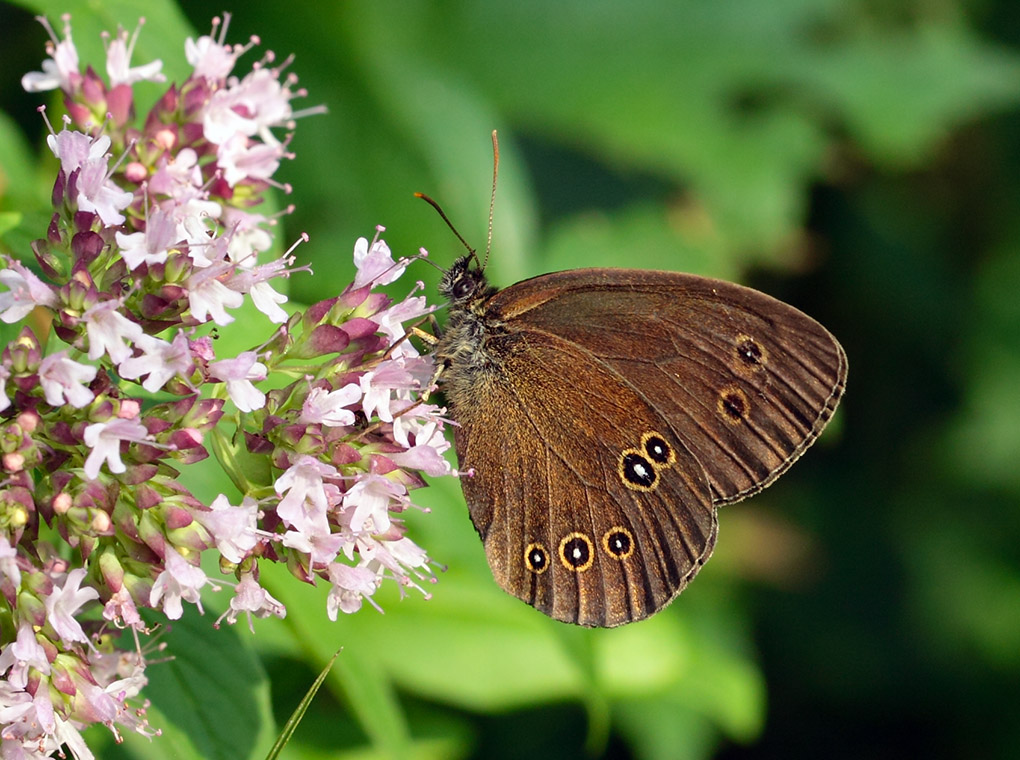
[202,67,295,146]
[186,265,245,325]
[208,351,267,412]
[216,133,284,186]
[148,148,203,199]
[0,622,51,689]
[117,331,193,393]
[194,495,259,564]
[388,441,452,478]
[104,20,165,86]
[218,574,285,632]
[359,359,420,423]
[274,455,338,534]
[352,234,407,289]
[102,587,142,629]
[149,546,207,619]
[184,16,241,81]
[114,207,178,269]
[343,473,406,534]
[0,538,21,589]
[82,418,149,479]
[74,156,135,226]
[373,294,432,358]
[21,15,80,93]
[45,568,100,646]
[0,260,59,322]
[83,300,144,364]
[299,383,361,427]
[326,563,380,618]
[38,351,97,408]
[281,526,345,566]
[46,130,133,226]
[46,129,110,175]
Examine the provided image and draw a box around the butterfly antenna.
[413,192,480,269]
[483,130,499,272]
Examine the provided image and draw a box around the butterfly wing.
[451,327,717,627]
[485,269,847,505]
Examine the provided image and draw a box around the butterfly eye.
[452,276,475,300]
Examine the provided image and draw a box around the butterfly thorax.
[434,257,506,417]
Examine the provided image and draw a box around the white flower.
[21,16,80,93]
[47,129,110,175]
[82,418,149,479]
[44,568,100,646]
[342,473,406,534]
[208,351,267,412]
[299,383,361,427]
[0,365,9,413]
[187,265,244,325]
[149,546,207,619]
[218,574,286,632]
[274,455,338,534]
[115,207,178,270]
[185,16,240,81]
[326,563,380,618]
[223,254,293,324]
[117,331,193,393]
[194,495,259,564]
[0,260,58,323]
[83,300,144,364]
[352,235,407,289]
[104,20,165,86]
[38,351,97,408]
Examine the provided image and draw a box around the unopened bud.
[52,492,73,515]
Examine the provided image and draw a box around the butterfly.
[422,136,846,627]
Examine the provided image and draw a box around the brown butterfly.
[424,139,847,628]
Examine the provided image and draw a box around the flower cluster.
[1,15,449,758]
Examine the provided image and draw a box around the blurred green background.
[3,0,1020,758]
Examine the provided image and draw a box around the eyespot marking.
[525,543,549,574]
[735,334,767,371]
[602,527,635,560]
[619,450,657,491]
[718,385,750,423]
[558,532,594,571]
[642,432,675,467]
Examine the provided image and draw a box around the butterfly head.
[440,255,495,308]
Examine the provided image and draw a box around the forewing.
[488,269,847,505]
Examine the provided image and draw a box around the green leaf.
[798,24,1020,166]
[266,649,342,760]
[259,563,414,760]
[117,610,276,760]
